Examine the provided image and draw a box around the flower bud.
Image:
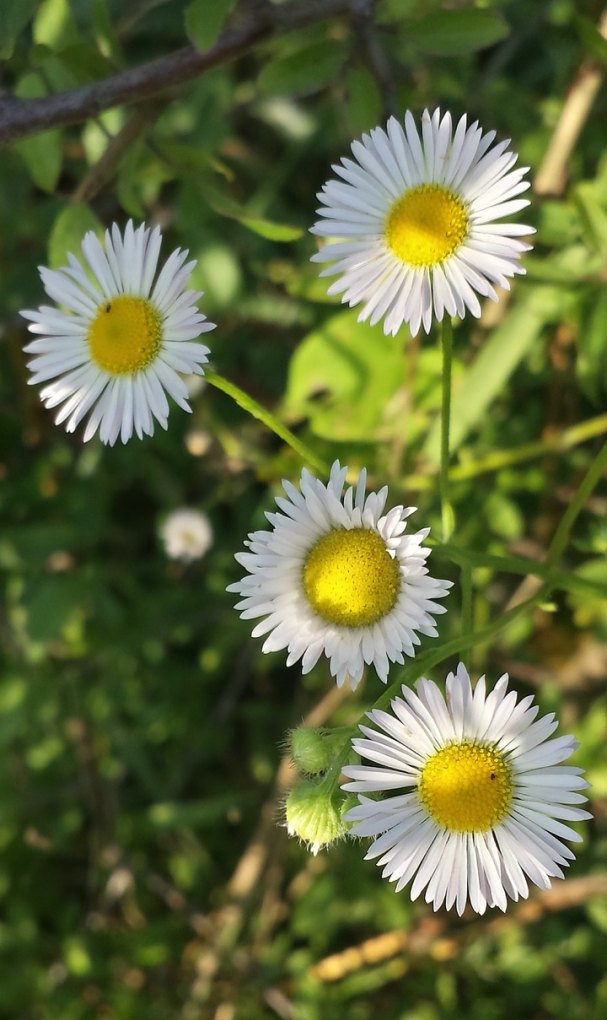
[288,726,342,775]
[285,779,347,855]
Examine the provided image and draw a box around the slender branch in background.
[351,0,397,117]
[186,683,351,1008]
[72,102,166,203]
[534,8,607,195]
[307,873,607,982]
[0,0,366,146]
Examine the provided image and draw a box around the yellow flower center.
[302,528,400,628]
[87,295,162,375]
[385,184,469,267]
[418,741,512,832]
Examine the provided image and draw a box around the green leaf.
[283,310,405,442]
[0,0,38,58]
[48,204,103,269]
[25,575,88,643]
[573,180,607,255]
[408,9,509,55]
[345,66,382,136]
[205,186,303,241]
[577,287,607,405]
[12,72,63,193]
[239,216,303,241]
[258,39,347,95]
[185,0,235,51]
[424,288,569,464]
[33,0,80,49]
[574,14,607,65]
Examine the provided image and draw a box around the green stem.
[373,580,553,714]
[439,317,454,541]
[205,370,328,475]
[460,560,473,671]
[438,543,607,598]
[404,412,607,491]
[327,581,554,795]
[546,440,607,568]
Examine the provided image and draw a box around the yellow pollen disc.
[87,295,162,374]
[385,184,469,267]
[302,528,400,628]
[418,741,512,833]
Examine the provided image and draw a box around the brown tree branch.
[0,0,368,147]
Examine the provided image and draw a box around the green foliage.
[48,203,103,268]
[406,8,510,55]
[185,0,235,52]
[0,0,38,59]
[0,0,606,1017]
[284,310,407,442]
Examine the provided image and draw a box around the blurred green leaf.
[574,14,607,65]
[284,310,405,441]
[148,794,250,829]
[33,0,80,48]
[257,38,348,95]
[574,180,607,255]
[484,490,524,540]
[345,66,382,135]
[11,72,63,192]
[205,185,304,240]
[238,216,303,241]
[48,204,103,269]
[25,575,88,643]
[0,0,38,58]
[185,0,235,51]
[577,288,607,405]
[425,288,568,463]
[408,8,509,55]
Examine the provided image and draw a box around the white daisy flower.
[342,663,591,915]
[227,461,451,689]
[160,507,213,563]
[311,108,534,336]
[21,220,215,445]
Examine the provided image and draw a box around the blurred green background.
[1,0,607,1017]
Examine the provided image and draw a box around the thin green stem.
[439,317,454,541]
[374,580,553,714]
[438,543,607,598]
[328,581,554,791]
[404,412,607,491]
[205,370,328,475]
[546,440,607,568]
[460,560,473,671]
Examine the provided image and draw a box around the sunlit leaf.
[424,288,570,463]
[284,310,405,441]
[48,204,102,269]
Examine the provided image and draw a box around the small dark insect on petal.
[490,773,496,780]
[105,303,111,312]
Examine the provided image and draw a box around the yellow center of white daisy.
[87,295,162,374]
[385,184,469,267]
[418,741,512,832]
[302,528,400,628]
